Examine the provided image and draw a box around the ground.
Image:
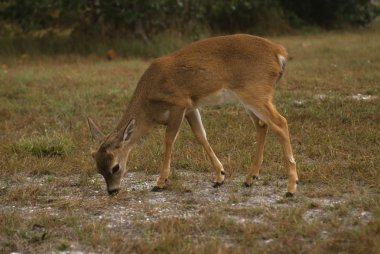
[0,24,380,253]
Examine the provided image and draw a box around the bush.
[205,0,289,34]
[281,0,379,28]
[0,0,378,38]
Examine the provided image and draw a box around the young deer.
[88,34,299,196]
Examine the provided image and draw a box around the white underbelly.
[194,89,237,107]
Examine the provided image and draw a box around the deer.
[88,34,299,197]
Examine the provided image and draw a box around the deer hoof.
[151,186,165,192]
[212,181,224,188]
[252,175,259,180]
[243,182,252,188]
[285,192,295,198]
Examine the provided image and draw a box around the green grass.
[0,23,380,253]
[10,132,74,157]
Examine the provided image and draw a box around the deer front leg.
[186,109,225,187]
[152,107,185,192]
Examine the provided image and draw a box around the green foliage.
[282,0,380,28]
[0,0,86,32]
[206,0,288,33]
[0,0,378,38]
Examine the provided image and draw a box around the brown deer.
[88,34,299,196]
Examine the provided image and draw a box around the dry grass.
[1,23,380,253]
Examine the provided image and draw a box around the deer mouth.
[107,188,120,195]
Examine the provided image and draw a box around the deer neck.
[115,88,151,144]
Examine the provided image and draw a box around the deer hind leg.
[186,109,225,187]
[244,110,268,187]
[152,107,186,191]
[236,93,299,195]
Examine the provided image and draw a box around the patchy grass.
[1,24,380,253]
[10,132,74,157]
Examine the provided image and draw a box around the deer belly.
[194,89,236,107]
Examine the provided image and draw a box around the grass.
[0,21,380,253]
[10,132,74,157]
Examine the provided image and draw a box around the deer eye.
[111,164,120,174]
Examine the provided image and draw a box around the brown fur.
[88,34,298,195]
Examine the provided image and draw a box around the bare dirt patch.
[1,170,372,230]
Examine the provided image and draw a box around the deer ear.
[87,117,105,142]
[122,119,135,142]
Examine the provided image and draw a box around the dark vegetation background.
[1,0,379,57]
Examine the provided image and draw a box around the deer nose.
[107,188,120,195]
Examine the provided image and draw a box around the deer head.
[87,117,135,195]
